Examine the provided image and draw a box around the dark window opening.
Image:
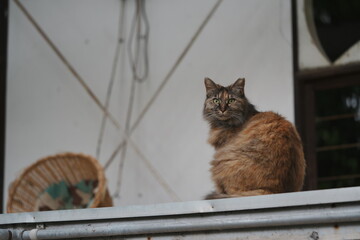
[315,85,360,189]
[295,70,360,190]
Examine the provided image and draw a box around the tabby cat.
[203,78,306,199]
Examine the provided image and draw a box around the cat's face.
[203,78,248,127]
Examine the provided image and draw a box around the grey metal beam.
[0,229,11,240]
[2,186,360,225]
[18,203,360,239]
[1,187,360,239]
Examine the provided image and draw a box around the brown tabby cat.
[203,77,306,199]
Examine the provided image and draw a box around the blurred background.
[0,0,359,212]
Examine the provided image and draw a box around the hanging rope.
[128,0,150,83]
[96,0,127,160]
[109,0,222,201]
[105,0,224,169]
[113,0,150,198]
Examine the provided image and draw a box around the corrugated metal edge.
[1,187,360,225]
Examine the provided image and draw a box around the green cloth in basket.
[36,180,98,211]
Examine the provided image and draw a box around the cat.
[203,77,306,199]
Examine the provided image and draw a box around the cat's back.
[241,111,300,142]
[216,111,303,159]
[213,111,305,193]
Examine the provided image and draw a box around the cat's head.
[203,78,250,127]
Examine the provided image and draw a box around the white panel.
[4,0,294,209]
[187,0,294,120]
[109,145,176,206]
[18,0,120,103]
[131,71,214,202]
[131,0,294,202]
[4,0,124,210]
[335,41,360,65]
[130,0,220,127]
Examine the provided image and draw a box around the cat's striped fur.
[203,78,306,199]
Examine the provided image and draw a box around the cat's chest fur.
[208,127,241,150]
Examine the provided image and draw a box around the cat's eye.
[227,98,235,104]
[213,98,221,104]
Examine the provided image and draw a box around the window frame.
[294,65,360,190]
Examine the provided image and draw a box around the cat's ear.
[204,77,218,94]
[231,78,245,96]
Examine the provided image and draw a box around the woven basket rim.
[7,152,107,213]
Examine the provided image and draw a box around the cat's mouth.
[216,112,231,120]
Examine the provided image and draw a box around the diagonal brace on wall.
[106,0,223,200]
[12,0,180,201]
[13,0,122,130]
[12,0,223,202]
[105,0,224,168]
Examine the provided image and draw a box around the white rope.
[128,0,150,82]
[96,0,127,160]
[113,0,150,199]
[130,0,223,134]
[105,0,224,168]
[109,0,223,200]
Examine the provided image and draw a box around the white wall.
[4,0,293,210]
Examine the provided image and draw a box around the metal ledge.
[1,187,360,239]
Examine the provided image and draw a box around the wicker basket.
[7,153,113,213]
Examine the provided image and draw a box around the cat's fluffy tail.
[204,192,232,200]
[205,189,273,200]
